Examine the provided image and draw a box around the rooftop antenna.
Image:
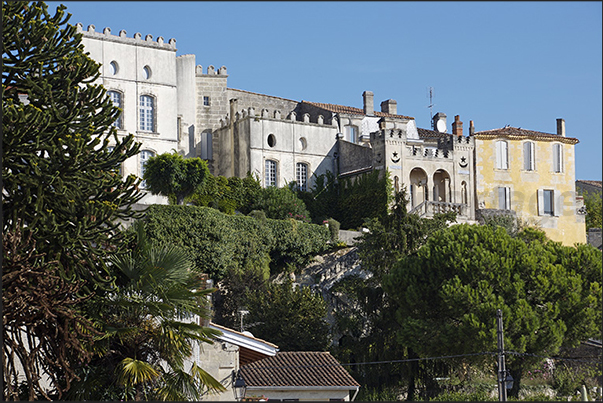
[427,87,435,129]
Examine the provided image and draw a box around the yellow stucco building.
[473,119,586,246]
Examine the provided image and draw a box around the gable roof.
[240,351,360,389]
[474,126,579,144]
[302,100,413,120]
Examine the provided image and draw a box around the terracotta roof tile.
[302,101,413,120]
[474,126,579,144]
[417,127,452,139]
[576,180,602,188]
[240,351,360,388]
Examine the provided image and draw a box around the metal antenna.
[427,87,434,129]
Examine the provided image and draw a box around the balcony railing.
[409,201,466,217]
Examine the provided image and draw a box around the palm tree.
[69,221,226,400]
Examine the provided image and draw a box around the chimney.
[556,118,565,137]
[380,99,397,115]
[452,115,463,137]
[469,120,475,136]
[433,112,447,133]
[363,91,374,116]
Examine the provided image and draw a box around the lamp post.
[497,309,507,402]
[232,371,246,401]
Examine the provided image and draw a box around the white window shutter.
[498,187,505,209]
[537,189,544,216]
[505,187,511,209]
[554,192,563,217]
[502,141,508,169]
[530,143,535,170]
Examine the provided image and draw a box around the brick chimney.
[380,99,397,115]
[452,115,463,137]
[469,120,475,136]
[363,91,374,116]
[556,118,565,137]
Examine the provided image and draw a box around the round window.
[267,134,276,148]
[143,65,152,79]
[110,61,119,75]
[299,137,307,151]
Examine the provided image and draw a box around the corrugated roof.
[474,126,579,144]
[302,101,414,120]
[240,351,360,388]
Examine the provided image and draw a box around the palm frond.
[116,357,160,387]
[190,362,227,394]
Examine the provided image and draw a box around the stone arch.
[432,169,451,202]
[409,167,428,207]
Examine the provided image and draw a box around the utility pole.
[497,309,507,402]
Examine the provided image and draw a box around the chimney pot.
[556,118,566,137]
[452,115,463,137]
[363,91,374,116]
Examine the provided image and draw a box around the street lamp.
[232,371,246,401]
[505,373,514,390]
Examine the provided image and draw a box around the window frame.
[108,90,123,129]
[265,159,277,187]
[345,125,358,143]
[538,189,562,217]
[552,143,563,173]
[296,162,308,192]
[498,186,511,210]
[495,140,509,170]
[139,94,155,132]
[140,149,155,187]
[523,141,535,171]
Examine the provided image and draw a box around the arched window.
[523,141,535,171]
[140,150,155,187]
[139,95,155,132]
[108,90,123,129]
[265,160,277,187]
[109,61,119,75]
[552,143,563,173]
[496,140,508,170]
[296,163,308,191]
[461,181,467,205]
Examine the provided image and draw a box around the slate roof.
[302,100,414,120]
[239,351,360,388]
[474,126,579,144]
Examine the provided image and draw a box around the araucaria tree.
[384,224,602,399]
[3,1,142,399]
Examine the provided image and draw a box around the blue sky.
[48,1,602,181]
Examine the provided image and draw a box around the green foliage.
[2,2,142,399]
[67,221,225,401]
[581,190,602,230]
[383,224,602,398]
[244,280,331,351]
[330,189,456,395]
[189,173,261,215]
[143,152,210,205]
[429,390,491,401]
[142,205,329,281]
[326,218,340,243]
[300,170,392,229]
[251,185,312,222]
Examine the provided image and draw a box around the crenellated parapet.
[76,23,176,50]
[195,65,228,76]
[217,107,335,129]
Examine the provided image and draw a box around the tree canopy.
[2,1,142,399]
[383,224,602,398]
[143,152,210,205]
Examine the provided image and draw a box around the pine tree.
[2,1,143,399]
